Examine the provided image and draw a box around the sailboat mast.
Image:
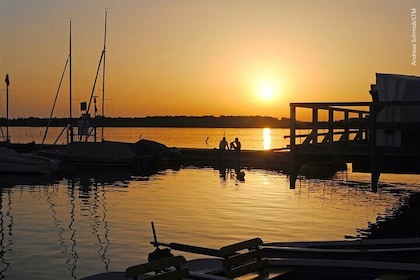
[69,19,73,143]
[4,74,9,143]
[101,9,107,141]
[80,10,108,142]
[69,19,74,143]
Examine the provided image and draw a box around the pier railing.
[289,102,370,146]
[289,101,420,191]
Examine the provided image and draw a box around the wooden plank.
[164,242,220,257]
[155,238,265,258]
[223,249,265,267]
[220,238,269,279]
[219,238,263,256]
[290,101,371,109]
[291,101,420,109]
[265,245,420,254]
[264,237,420,249]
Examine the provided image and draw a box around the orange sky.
[0,0,418,119]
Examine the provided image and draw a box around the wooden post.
[312,107,318,144]
[290,105,297,189]
[355,112,365,141]
[369,103,379,192]
[327,108,334,143]
[344,110,349,141]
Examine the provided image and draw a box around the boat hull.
[0,147,59,174]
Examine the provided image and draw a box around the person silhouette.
[230,137,241,152]
[219,137,229,150]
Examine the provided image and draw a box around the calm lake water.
[5,126,290,150]
[1,127,420,279]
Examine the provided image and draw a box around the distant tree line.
[0,115,293,128]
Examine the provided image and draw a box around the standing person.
[219,136,229,150]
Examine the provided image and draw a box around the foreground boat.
[80,236,420,280]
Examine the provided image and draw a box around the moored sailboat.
[0,146,59,174]
[0,75,60,174]
[39,12,180,172]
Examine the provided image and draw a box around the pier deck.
[179,148,291,172]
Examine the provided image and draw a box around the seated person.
[219,137,229,150]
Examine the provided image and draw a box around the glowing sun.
[259,84,275,100]
[256,81,278,102]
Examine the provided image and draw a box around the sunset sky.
[0,0,418,119]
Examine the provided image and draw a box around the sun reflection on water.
[263,128,271,150]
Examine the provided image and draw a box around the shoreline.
[0,115,292,128]
[364,192,420,239]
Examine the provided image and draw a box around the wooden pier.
[289,101,420,191]
[180,101,420,191]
